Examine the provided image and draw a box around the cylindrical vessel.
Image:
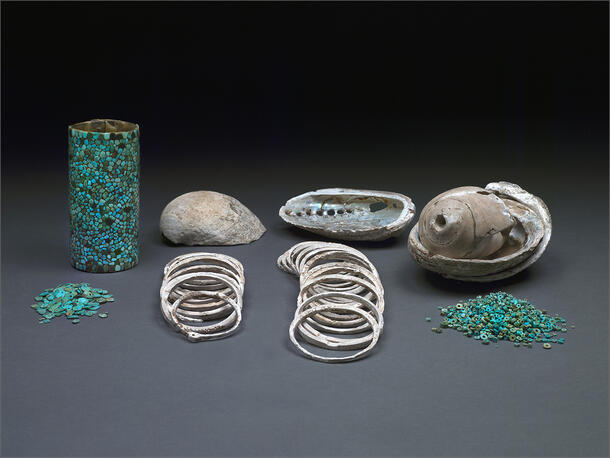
[68,119,140,272]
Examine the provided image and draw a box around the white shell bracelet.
[278,241,385,363]
[160,253,245,342]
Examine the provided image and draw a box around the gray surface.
[1,151,608,457]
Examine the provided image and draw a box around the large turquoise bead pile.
[434,291,568,348]
[68,120,139,273]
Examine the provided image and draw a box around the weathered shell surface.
[279,188,416,241]
[160,191,266,246]
[408,182,551,282]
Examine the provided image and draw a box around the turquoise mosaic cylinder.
[68,119,140,273]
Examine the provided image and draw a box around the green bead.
[437,292,566,349]
[29,283,114,324]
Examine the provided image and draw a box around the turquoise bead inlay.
[68,119,139,273]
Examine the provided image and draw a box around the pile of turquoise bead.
[31,283,114,324]
[435,291,568,348]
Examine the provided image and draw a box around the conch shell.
[408,182,551,282]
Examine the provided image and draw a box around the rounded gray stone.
[160,191,266,246]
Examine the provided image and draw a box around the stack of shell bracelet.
[160,253,245,342]
[278,241,385,363]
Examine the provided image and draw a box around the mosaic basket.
[68,119,140,272]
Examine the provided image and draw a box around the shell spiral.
[408,182,552,282]
[418,187,515,259]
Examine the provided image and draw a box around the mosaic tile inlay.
[68,119,140,273]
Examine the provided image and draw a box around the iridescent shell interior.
[284,194,401,226]
[279,188,416,241]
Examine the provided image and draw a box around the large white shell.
[408,181,552,282]
[279,188,416,241]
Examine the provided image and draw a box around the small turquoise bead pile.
[434,292,567,348]
[69,120,139,273]
[31,283,114,324]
